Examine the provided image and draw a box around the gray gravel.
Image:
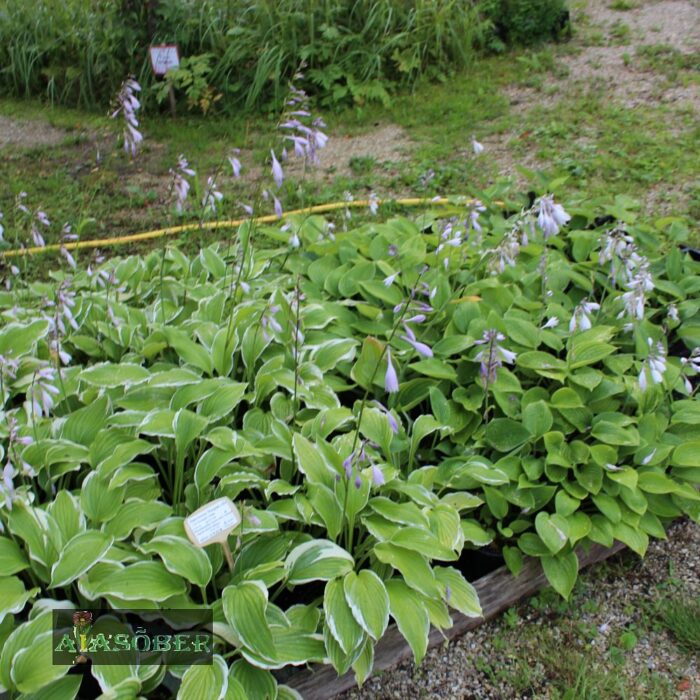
[338,519,700,700]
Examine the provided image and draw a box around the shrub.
[0,185,698,693]
[484,0,569,48]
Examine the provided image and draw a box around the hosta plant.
[0,188,698,698]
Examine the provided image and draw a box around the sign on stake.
[184,497,241,572]
[149,44,180,117]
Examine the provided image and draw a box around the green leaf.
[292,434,334,486]
[90,561,186,601]
[163,328,213,375]
[373,542,439,597]
[80,362,150,388]
[60,395,110,446]
[0,319,49,357]
[637,471,678,494]
[485,418,532,452]
[612,522,649,556]
[550,387,582,409]
[178,654,228,700]
[351,336,384,390]
[343,570,390,641]
[522,401,553,438]
[10,631,71,694]
[50,531,113,588]
[173,409,209,466]
[386,579,430,665]
[141,535,212,587]
[369,497,430,528]
[349,636,373,687]
[324,578,364,653]
[229,660,277,700]
[534,512,570,554]
[286,539,354,585]
[19,675,81,700]
[592,493,622,523]
[0,576,38,625]
[671,441,700,467]
[409,358,457,381]
[541,550,579,599]
[409,414,441,467]
[223,581,277,663]
[0,537,29,575]
[434,566,481,617]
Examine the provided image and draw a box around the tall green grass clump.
[0,0,492,112]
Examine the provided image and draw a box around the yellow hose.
[0,196,478,259]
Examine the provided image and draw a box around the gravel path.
[339,518,700,699]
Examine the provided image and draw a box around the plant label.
[184,497,241,548]
[149,45,180,76]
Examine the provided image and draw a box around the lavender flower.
[487,230,520,275]
[384,348,399,393]
[27,366,60,419]
[468,201,486,235]
[343,192,354,224]
[536,194,570,240]
[371,464,385,487]
[170,155,195,213]
[620,259,653,321]
[271,150,284,189]
[279,78,328,164]
[0,462,15,511]
[667,303,679,322]
[542,316,560,329]
[202,177,223,214]
[111,77,143,157]
[261,305,283,341]
[638,339,666,391]
[0,211,4,242]
[419,169,435,188]
[401,319,433,358]
[383,272,398,288]
[680,348,700,393]
[474,329,517,387]
[228,149,242,178]
[369,192,379,216]
[569,299,600,333]
[373,401,400,434]
[15,192,29,215]
[274,196,284,219]
[598,226,635,284]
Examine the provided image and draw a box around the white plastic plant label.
[184,497,241,548]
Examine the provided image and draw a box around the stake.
[222,540,235,572]
[168,84,177,118]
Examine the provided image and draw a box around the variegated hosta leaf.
[343,570,389,641]
[285,539,354,585]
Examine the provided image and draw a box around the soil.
[0,114,67,150]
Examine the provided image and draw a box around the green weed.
[658,595,700,653]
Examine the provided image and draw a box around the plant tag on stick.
[184,497,240,571]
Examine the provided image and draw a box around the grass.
[657,595,700,653]
[1,1,698,271]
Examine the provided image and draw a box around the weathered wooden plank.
[285,542,626,699]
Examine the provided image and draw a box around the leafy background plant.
[0,0,568,113]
